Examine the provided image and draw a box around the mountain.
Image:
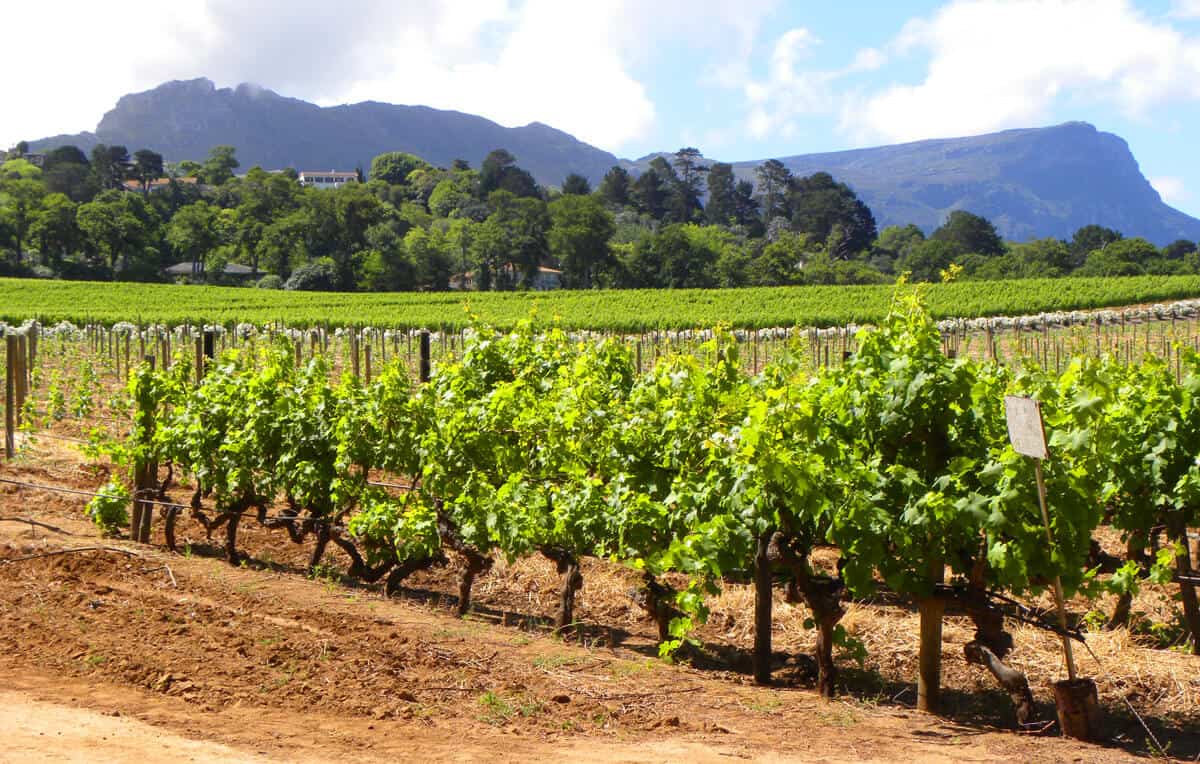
[743,123,1200,246]
[624,124,1200,246]
[28,78,618,186]
[28,80,1200,245]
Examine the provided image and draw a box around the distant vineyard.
[4,275,1200,329]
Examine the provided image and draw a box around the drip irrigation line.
[366,479,414,490]
[0,516,73,534]
[1079,639,1168,758]
[0,546,141,564]
[21,432,91,444]
[0,477,348,529]
[932,583,1087,643]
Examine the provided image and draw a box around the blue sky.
[5,0,1200,217]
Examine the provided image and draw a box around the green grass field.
[3,275,1200,330]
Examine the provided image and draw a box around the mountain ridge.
[26,79,1200,246]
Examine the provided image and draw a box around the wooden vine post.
[132,356,157,543]
[917,555,945,712]
[14,334,27,427]
[419,330,431,383]
[753,531,773,685]
[4,334,15,460]
[1004,396,1099,740]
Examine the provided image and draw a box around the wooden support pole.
[419,330,431,383]
[753,532,773,685]
[193,334,203,385]
[5,335,16,459]
[1035,460,1078,681]
[27,324,38,386]
[14,335,28,426]
[917,556,945,713]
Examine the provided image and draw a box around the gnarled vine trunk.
[1107,533,1147,630]
[959,591,1035,726]
[768,532,845,698]
[632,573,681,642]
[541,547,584,632]
[436,508,492,616]
[1166,516,1200,655]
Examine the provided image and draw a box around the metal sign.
[1004,396,1049,460]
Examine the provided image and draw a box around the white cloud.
[850,0,1200,144]
[742,27,840,140]
[1172,0,1200,19]
[1,0,777,152]
[1151,176,1189,205]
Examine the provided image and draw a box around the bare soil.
[1,438,1196,762]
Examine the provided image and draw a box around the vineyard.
[2,288,1199,759]
[6,273,1200,329]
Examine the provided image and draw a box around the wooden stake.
[917,556,945,712]
[753,532,772,685]
[1034,459,1078,681]
[419,331,431,383]
[4,335,15,459]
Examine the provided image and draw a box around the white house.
[298,170,358,189]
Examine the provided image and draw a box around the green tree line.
[2,140,1198,291]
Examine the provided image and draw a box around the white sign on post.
[1004,396,1049,460]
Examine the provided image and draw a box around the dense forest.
[1,140,1198,292]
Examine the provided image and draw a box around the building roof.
[165,262,259,276]
[122,177,199,192]
[299,170,357,178]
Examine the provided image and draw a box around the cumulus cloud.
[2,0,777,151]
[742,28,840,140]
[1151,176,1189,205]
[1172,0,1200,18]
[849,0,1200,143]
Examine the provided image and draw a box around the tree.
[482,191,550,288]
[670,147,706,221]
[561,173,591,196]
[748,230,818,285]
[172,159,203,178]
[76,190,160,274]
[754,159,792,222]
[1163,239,1197,260]
[284,257,341,291]
[405,226,453,291]
[43,146,97,202]
[705,162,738,226]
[732,180,761,232]
[202,145,240,185]
[333,182,387,287]
[359,221,417,291]
[29,193,80,267]
[549,194,615,288]
[898,239,959,282]
[931,210,1004,257]
[1069,224,1122,266]
[166,201,221,275]
[788,172,877,257]
[370,152,430,185]
[479,149,539,198]
[631,165,668,220]
[624,224,719,288]
[90,145,130,190]
[872,224,925,272]
[255,211,309,279]
[132,149,165,194]
[1075,237,1157,277]
[429,176,474,218]
[597,166,632,207]
[0,171,45,264]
